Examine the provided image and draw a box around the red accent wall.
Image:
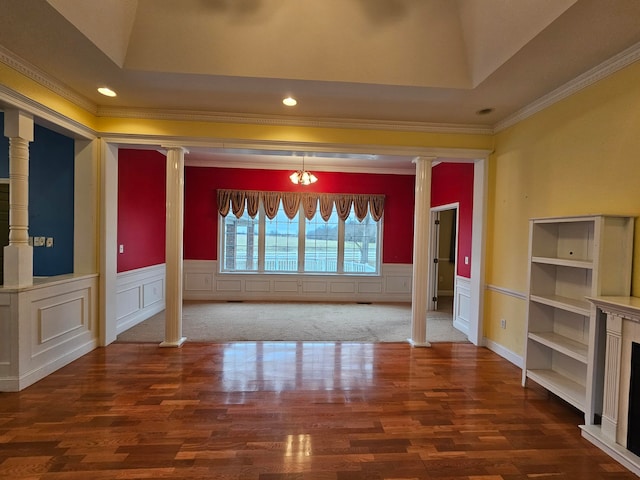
[184,166,416,264]
[431,162,474,278]
[117,149,166,273]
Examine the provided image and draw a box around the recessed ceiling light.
[98,87,117,97]
[476,107,494,115]
[283,96,297,107]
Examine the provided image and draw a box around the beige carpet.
[116,301,469,343]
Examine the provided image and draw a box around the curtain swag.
[217,189,385,222]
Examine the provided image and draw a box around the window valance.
[217,189,385,222]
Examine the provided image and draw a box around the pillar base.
[159,337,187,348]
[408,338,432,348]
[3,244,33,288]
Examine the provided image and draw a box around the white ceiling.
[1,0,640,170]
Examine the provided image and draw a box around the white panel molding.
[183,260,412,303]
[453,275,471,335]
[484,338,524,369]
[0,274,98,392]
[36,295,86,345]
[116,264,166,335]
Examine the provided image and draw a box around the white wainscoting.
[183,260,412,303]
[453,275,471,335]
[0,274,98,392]
[116,264,165,334]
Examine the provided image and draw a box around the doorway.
[429,204,458,316]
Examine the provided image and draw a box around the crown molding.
[0,45,97,115]
[0,84,96,140]
[494,40,640,133]
[97,106,493,135]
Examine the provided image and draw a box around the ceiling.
[1,0,640,171]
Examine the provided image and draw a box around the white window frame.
[219,201,382,275]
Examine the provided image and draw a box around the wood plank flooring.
[0,342,635,479]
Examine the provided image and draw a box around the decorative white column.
[3,110,34,288]
[410,156,435,347]
[601,312,623,440]
[160,146,187,347]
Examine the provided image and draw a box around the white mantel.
[582,296,640,477]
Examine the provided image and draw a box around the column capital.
[4,109,34,142]
[412,156,438,164]
[161,145,189,155]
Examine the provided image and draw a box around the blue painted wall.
[0,112,74,276]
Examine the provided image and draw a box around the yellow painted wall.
[1,61,493,151]
[0,63,97,131]
[485,60,640,356]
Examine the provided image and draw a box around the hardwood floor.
[0,342,635,479]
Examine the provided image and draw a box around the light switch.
[119,244,124,254]
[464,256,469,265]
[46,237,53,247]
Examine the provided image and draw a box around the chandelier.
[289,156,317,185]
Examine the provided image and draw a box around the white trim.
[186,156,416,176]
[495,40,640,133]
[0,45,97,115]
[98,106,492,135]
[116,264,166,335]
[581,425,640,477]
[0,84,96,140]
[484,338,524,369]
[467,158,488,346]
[485,284,527,301]
[453,275,471,336]
[183,260,412,303]
[429,203,459,312]
[0,339,97,392]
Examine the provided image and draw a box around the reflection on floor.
[0,342,633,479]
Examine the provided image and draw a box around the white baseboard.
[483,338,523,369]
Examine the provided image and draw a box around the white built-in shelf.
[529,294,591,316]
[526,369,586,411]
[527,331,588,363]
[531,256,593,269]
[523,215,634,425]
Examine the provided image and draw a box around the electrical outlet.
[46,237,53,247]
[34,236,45,247]
[500,318,507,329]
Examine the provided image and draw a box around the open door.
[429,204,458,312]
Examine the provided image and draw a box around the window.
[304,205,338,273]
[221,209,259,271]
[344,210,378,273]
[218,190,383,275]
[265,204,299,272]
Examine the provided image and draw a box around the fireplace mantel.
[583,296,640,476]
[588,296,640,323]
